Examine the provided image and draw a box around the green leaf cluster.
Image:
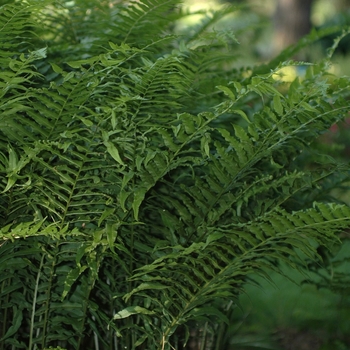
[1,1,350,349]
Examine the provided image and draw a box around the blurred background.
[180,1,350,349]
[180,0,350,73]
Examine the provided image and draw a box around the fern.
[1,1,350,349]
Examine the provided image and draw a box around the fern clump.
[1,1,350,349]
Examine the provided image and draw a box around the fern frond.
[125,203,350,347]
[119,0,181,45]
[0,1,41,57]
[1,1,350,349]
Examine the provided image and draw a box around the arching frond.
[1,1,350,350]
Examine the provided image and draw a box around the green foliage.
[1,1,350,349]
[226,263,350,350]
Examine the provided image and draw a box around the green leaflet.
[0,306,23,341]
[62,265,88,300]
[132,188,146,221]
[103,141,126,166]
[190,306,230,324]
[0,220,46,240]
[273,94,284,116]
[1,1,350,350]
[216,85,236,101]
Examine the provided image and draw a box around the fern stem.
[41,242,59,349]
[76,248,105,350]
[76,273,95,350]
[199,322,208,350]
[214,320,226,350]
[1,279,9,350]
[92,315,99,350]
[29,254,45,350]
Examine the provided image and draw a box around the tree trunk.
[273,0,313,54]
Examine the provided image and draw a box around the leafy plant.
[1,1,350,349]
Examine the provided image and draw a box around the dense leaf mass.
[1,1,350,349]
